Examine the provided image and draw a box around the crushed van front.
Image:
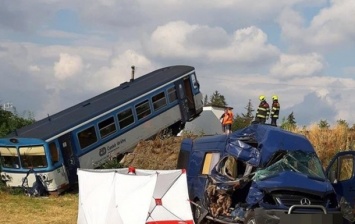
[182,124,344,224]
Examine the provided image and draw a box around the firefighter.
[220,107,234,134]
[271,95,280,126]
[255,95,270,124]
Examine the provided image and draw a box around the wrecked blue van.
[177,124,349,224]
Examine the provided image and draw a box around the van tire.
[192,200,202,222]
[192,200,206,224]
[244,210,256,224]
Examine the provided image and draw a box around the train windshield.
[0,145,47,169]
[0,146,20,168]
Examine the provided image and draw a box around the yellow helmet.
[259,95,265,101]
[272,95,278,100]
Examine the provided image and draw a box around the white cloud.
[53,53,83,80]
[145,22,279,65]
[315,88,330,98]
[270,53,324,78]
[278,7,305,44]
[307,0,355,46]
[146,21,201,58]
[343,66,355,77]
[39,30,84,39]
[209,26,279,63]
[278,0,355,51]
[28,65,40,72]
[87,49,154,91]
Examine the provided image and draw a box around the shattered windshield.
[253,151,325,181]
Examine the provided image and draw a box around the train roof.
[7,65,195,140]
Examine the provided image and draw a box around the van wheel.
[193,200,202,222]
[244,210,256,224]
[193,200,206,224]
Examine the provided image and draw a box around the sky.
[1,0,355,127]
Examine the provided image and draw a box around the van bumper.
[254,207,344,224]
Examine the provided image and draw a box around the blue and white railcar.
[0,65,203,193]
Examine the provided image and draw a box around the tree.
[336,119,349,128]
[203,94,209,106]
[350,124,355,131]
[232,100,254,131]
[241,99,254,118]
[209,91,227,107]
[0,109,35,137]
[280,112,297,131]
[232,115,251,131]
[318,120,330,129]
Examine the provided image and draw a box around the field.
[0,191,78,224]
[0,137,184,224]
[1,125,354,223]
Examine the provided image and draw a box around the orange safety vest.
[222,110,233,125]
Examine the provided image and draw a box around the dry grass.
[1,126,355,222]
[296,124,355,168]
[122,136,185,170]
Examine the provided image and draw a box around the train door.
[175,76,196,122]
[326,151,355,208]
[183,76,197,120]
[175,80,189,123]
[58,133,79,184]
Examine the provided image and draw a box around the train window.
[152,92,167,111]
[19,146,48,168]
[118,108,134,129]
[0,146,20,169]
[78,126,98,149]
[167,87,177,103]
[49,142,59,165]
[99,117,117,138]
[136,100,151,120]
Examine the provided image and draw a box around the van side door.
[326,151,355,207]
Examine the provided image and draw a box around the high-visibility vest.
[256,101,270,119]
[271,100,280,118]
[222,110,233,124]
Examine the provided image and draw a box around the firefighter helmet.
[259,95,265,101]
[272,95,278,100]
